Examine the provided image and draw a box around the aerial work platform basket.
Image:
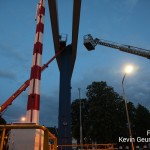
[83,34,96,51]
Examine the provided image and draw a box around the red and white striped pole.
[26,0,45,124]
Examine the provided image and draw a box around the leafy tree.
[86,81,124,143]
[115,100,128,138]
[71,81,150,146]
[135,104,150,138]
[0,116,6,125]
[0,116,6,138]
[71,98,89,143]
[0,116,8,150]
[125,102,136,137]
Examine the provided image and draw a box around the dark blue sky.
[0,0,150,126]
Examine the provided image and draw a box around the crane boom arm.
[84,34,150,59]
[0,49,64,114]
[0,80,30,114]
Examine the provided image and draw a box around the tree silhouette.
[71,81,150,146]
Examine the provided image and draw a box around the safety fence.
[58,143,115,150]
[0,123,57,150]
[118,145,149,149]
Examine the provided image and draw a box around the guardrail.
[0,124,57,150]
[58,143,115,150]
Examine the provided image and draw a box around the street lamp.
[78,88,83,150]
[21,117,26,122]
[122,65,134,150]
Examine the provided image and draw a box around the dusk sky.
[0,0,150,127]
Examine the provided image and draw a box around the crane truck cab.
[83,34,96,50]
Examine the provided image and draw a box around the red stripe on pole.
[39,6,45,15]
[36,22,44,33]
[27,94,40,110]
[30,65,41,80]
[33,42,43,54]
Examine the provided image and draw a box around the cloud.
[116,0,139,12]
[40,94,59,126]
[2,91,59,127]
[0,44,26,61]
[72,67,121,99]
[72,65,150,110]
[124,71,150,108]
[126,0,139,7]
[0,70,16,80]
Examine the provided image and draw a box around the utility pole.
[122,73,134,150]
[78,88,83,149]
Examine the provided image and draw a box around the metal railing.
[58,143,115,150]
[0,124,57,150]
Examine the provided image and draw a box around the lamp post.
[122,65,134,150]
[78,88,83,150]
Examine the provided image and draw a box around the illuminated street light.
[124,65,134,74]
[122,65,134,150]
[21,117,26,122]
